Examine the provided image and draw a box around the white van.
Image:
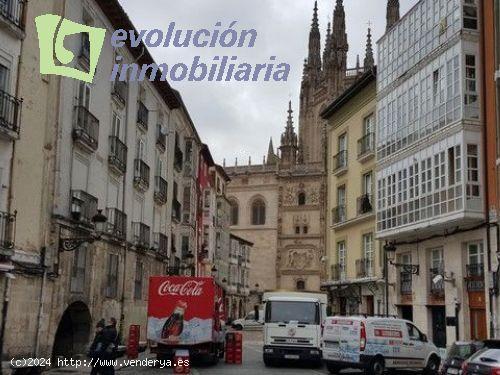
[322,316,441,375]
[263,292,327,366]
[232,309,264,330]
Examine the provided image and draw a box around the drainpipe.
[0,276,11,373]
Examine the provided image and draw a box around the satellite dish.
[432,274,443,285]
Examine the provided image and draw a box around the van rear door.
[323,318,361,363]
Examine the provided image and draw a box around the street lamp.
[59,210,108,252]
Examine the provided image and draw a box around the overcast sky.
[118,0,417,165]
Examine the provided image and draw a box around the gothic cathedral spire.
[280,101,298,167]
[386,0,400,31]
[307,1,322,81]
[364,27,374,70]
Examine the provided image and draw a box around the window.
[111,112,122,139]
[106,254,119,298]
[230,200,239,225]
[467,144,480,198]
[251,199,266,225]
[468,242,484,265]
[363,115,374,135]
[363,172,373,195]
[337,241,346,280]
[298,192,306,206]
[336,185,346,223]
[134,260,143,300]
[407,323,424,341]
[204,189,210,208]
[338,133,347,152]
[303,226,308,234]
[136,137,146,160]
[181,236,189,258]
[465,55,478,119]
[463,0,478,29]
[296,280,306,291]
[363,233,374,277]
[0,64,8,92]
[78,81,91,109]
[70,246,86,293]
[295,226,300,234]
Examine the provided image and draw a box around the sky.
[118,0,418,165]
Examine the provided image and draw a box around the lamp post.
[59,210,108,252]
[383,242,396,317]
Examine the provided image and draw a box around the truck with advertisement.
[262,291,327,367]
[147,276,226,363]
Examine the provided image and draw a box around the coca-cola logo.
[158,280,204,296]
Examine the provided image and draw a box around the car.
[462,340,500,374]
[439,341,484,375]
[322,316,441,375]
[231,310,264,331]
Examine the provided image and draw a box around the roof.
[200,144,215,167]
[320,67,377,120]
[230,233,253,246]
[215,164,231,182]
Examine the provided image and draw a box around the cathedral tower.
[279,101,298,168]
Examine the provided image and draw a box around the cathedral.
[225,0,399,299]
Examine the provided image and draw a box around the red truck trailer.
[147,276,226,363]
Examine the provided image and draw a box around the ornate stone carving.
[286,249,315,270]
[283,186,295,206]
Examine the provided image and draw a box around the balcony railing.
[0,0,25,29]
[137,101,149,129]
[112,80,127,105]
[466,263,485,292]
[132,222,150,250]
[156,125,166,152]
[400,272,412,295]
[331,264,345,281]
[357,194,373,215]
[134,159,150,191]
[0,89,22,136]
[108,136,127,174]
[172,199,181,222]
[0,211,15,251]
[106,208,127,240]
[430,267,445,296]
[333,150,348,173]
[73,106,99,152]
[71,190,98,224]
[332,205,347,225]
[357,133,375,159]
[356,258,374,278]
[153,232,168,256]
[174,147,183,172]
[154,176,168,205]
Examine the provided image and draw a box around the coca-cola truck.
[147,276,226,363]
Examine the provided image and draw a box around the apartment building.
[376,0,486,348]
[322,67,384,316]
[227,234,252,319]
[1,0,200,360]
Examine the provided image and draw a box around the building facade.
[226,234,252,319]
[225,0,367,296]
[322,67,384,316]
[376,0,487,348]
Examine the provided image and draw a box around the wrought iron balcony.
[357,133,375,160]
[466,263,485,292]
[134,159,150,191]
[357,194,373,215]
[70,190,98,224]
[0,89,22,137]
[0,211,15,253]
[332,205,347,225]
[466,263,484,278]
[400,272,413,295]
[137,101,149,129]
[154,176,168,205]
[430,267,445,296]
[172,199,181,222]
[356,258,374,278]
[174,147,183,172]
[73,106,99,152]
[331,263,344,281]
[0,0,25,29]
[333,150,348,174]
[153,232,168,256]
[112,80,127,105]
[156,124,166,152]
[132,222,150,250]
[108,136,127,174]
[106,207,127,240]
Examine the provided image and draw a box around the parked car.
[439,341,484,374]
[232,310,264,331]
[322,316,441,375]
[462,340,500,374]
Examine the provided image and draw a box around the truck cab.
[262,292,327,366]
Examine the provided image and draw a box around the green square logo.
[35,14,106,83]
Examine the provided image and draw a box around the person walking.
[89,319,105,375]
[100,318,119,375]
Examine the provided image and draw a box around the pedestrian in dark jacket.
[89,319,105,375]
[99,318,119,375]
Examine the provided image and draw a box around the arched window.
[251,199,266,225]
[296,280,306,291]
[230,200,239,226]
[298,192,306,206]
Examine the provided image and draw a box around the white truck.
[262,291,327,366]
